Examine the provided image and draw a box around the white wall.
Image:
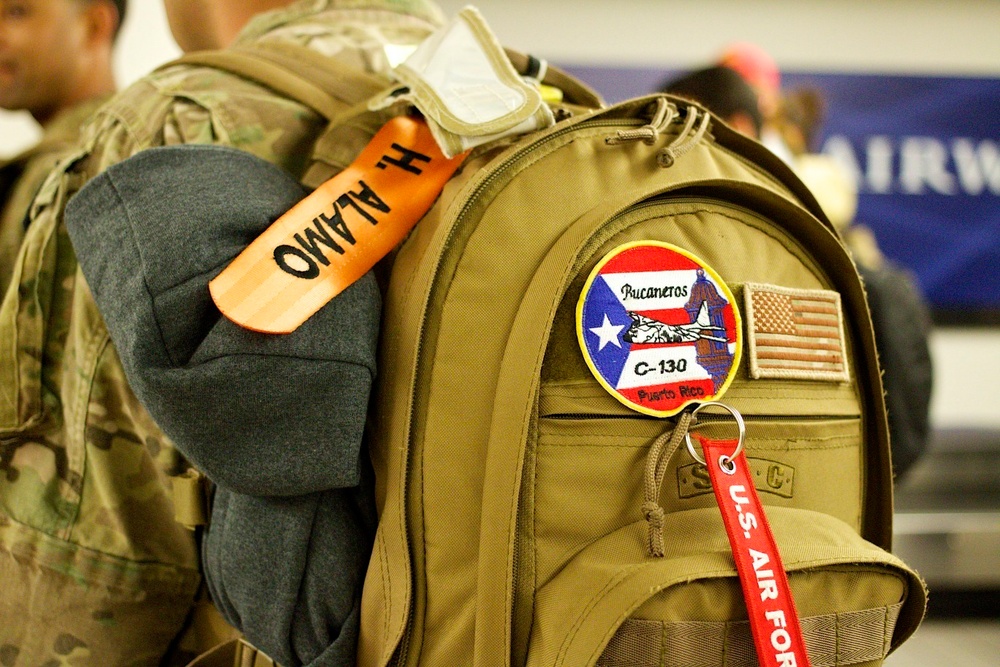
[1,0,996,430]
[437,0,1000,76]
[7,0,998,155]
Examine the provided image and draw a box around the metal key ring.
[684,402,746,470]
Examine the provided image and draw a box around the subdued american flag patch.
[743,283,849,382]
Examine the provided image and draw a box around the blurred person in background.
[0,0,126,295]
[658,64,763,139]
[657,58,932,479]
[784,86,934,479]
[717,41,796,163]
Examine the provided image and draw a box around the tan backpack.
[355,90,927,667]
[179,42,927,667]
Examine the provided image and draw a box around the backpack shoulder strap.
[168,41,394,122]
[171,42,604,117]
[165,42,603,187]
[164,43,401,187]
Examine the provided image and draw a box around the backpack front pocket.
[521,393,924,667]
[532,392,866,592]
[526,506,923,667]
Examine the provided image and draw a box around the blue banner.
[563,65,1000,313]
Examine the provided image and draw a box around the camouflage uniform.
[0,1,443,664]
[0,98,107,296]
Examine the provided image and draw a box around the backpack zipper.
[545,413,858,423]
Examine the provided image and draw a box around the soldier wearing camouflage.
[0,0,125,298]
[0,1,444,664]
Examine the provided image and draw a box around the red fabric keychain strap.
[700,436,812,667]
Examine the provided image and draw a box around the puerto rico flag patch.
[576,241,742,417]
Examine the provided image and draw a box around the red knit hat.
[718,42,780,95]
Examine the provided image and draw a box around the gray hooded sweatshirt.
[65,144,381,667]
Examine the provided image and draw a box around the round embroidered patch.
[576,241,743,417]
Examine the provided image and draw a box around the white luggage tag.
[372,5,554,158]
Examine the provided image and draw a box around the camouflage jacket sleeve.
[0,144,203,664]
[0,97,107,296]
[0,90,208,667]
[0,3,443,662]
[0,79,290,664]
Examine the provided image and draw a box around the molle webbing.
[598,603,903,667]
[172,468,210,530]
